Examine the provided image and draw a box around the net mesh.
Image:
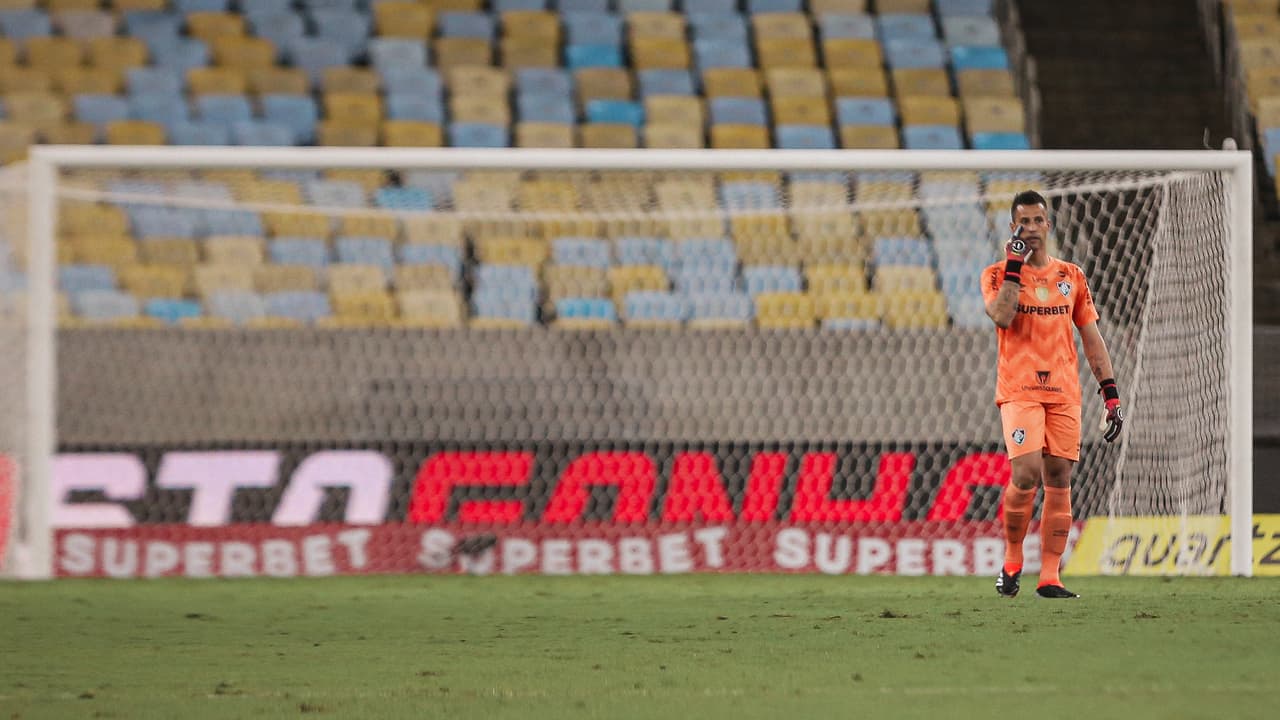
[0,159,1239,577]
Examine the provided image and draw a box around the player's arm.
[985,229,1030,329]
[1079,321,1124,442]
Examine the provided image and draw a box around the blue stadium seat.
[615,236,675,272]
[559,0,609,11]
[449,123,509,148]
[937,0,994,17]
[903,125,964,149]
[586,99,644,127]
[1264,128,1280,177]
[74,95,130,129]
[720,181,780,209]
[207,290,266,324]
[684,0,737,13]
[689,13,749,42]
[552,237,611,269]
[624,291,686,323]
[685,291,752,323]
[516,68,573,96]
[380,68,443,99]
[262,94,319,145]
[232,121,296,146]
[309,9,371,58]
[818,13,875,40]
[439,12,494,39]
[299,0,359,9]
[270,238,330,269]
[948,295,988,329]
[638,69,696,97]
[130,94,191,125]
[305,179,365,207]
[472,289,537,324]
[709,97,767,125]
[874,237,932,267]
[617,0,671,10]
[950,45,1009,70]
[555,297,616,321]
[884,37,946,68]
[823,317,880,331]
[74,290,140,322]
[289,38,351,84]
[475,264,537,296]
[175,0,229,12]
[399,243,462,280]
[876,13,936,41]
[776,125,836,149]
[387,93,444,123]
[563,12,622,47]
[675,237,737,269]
[747,0,801,12]
[972,132,1030,150]
[195,94,253,124]
[518,93,576,124]
[0,9,51,41]
[123,10,181,40]
[835,97,896,126]
[565,44,623,68]
[145,298,203,324]
[131,208,201,238]
[249,13,306,58]
[376,187,434,211]
[264,291,332,323]
[126,68,184,97]
[336,237,395,275]
[674,267,736,294]
[401,171,459,205]
[242,0,293,19]
[941,16,1000,47]
[60,265,116,293]
[744,266,803,296]
[152,38,210,74]
[494,0,548,9]
[369,38,428,71]
[169,121,232,145]
[694,39,753,68]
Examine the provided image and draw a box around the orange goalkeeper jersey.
[980,257,1099,406]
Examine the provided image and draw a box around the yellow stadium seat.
[630,37,691,70]
[318,122,378,147]
[423,0,484,11]
[1232,13,1280,40]
[839,125,899,149]
[581,123,637,148]
[656,180,723,238]
[874,265,937,293]
[240,180,304,204]
[644,122,703,148]
[703,68,761,98]
[374,2,434,38]
[881,290,949,329]
[186,12,245,42]
[1247,67,1280,111]
[324,92,383,123]
[815,291,879,325]
[86,37,147,70]
[501,37,557,68]
[766,68,827,98]
[263,210,331,237]
[798,234,868,266]
[339,214,399,241]
[178,317,234,330]
[711,124,770,149]
[644,95,704,126]
[475,236,548,268]
[588,183,660,238]
[0,68,52,93]
[42,121,95,144]
[553,316,614,330]
[516,122,574,148]
[1224,0,1280,13]
[501,10,559,41]
[1256,95,1280,128]
[448,66,510,97]
[397,289,464,327]
[0,38,14,65]
[892,68,951,98]
[861,209,922,238]
[254,265,319,293]
[751,12,812,40]
[328,264,387,294]
[211,36,275,69]
[608,265,667,306]
[544,265,608,311]
[963,97,1026,134]
[734,234,800,266]
[139,237,199,268]
[187,67,246,95]
[49,0,99,10]
[899,95,961,126]
[328,290,397,324]
[248,67,310,95]
[807,264,868,295]
[394,264,454,292]
[809,0,868,9]
[821,39,882,68]
[756,292,815,329]
[448,94,511,125]
[70,236,138,270]
[54,67,122,95]
[828,67,889,97]
[756,38,817,69]
[24,37,84,69]
[119,264,186,299]
[403,215,464,246]
[323,67,380,94]
[771,96,831,125]
[193,263,254,299]
[434,38,492,69]
[729,211,788,240]
[111,0,167,11]
[382,120,443,147]
[627,11,685,39]
[875,0,930,11]
[575,68,633,107]
[62,205,129,236]
[105,119,163,144]
[205,236,264,266]
[956,68,1016,98]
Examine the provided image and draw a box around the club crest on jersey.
[1012,428,1026,446]
[1057,280,1072,297]
[1035,287,1050,302]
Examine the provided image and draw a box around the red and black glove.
[1003,226,1032,285]
[1099,378,1124,442]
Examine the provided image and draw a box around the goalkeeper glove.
[1099,378,1124,442]
[1004,226,1032,284]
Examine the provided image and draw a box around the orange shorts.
[999,401,1081,461]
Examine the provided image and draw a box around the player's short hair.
[1010,190,1048,220]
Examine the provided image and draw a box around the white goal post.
[6,147,1254,580]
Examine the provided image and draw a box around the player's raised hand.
[1003,226,1032,284]
[1098,378,1124,442]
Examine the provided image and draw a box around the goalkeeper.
[980,190,1124,600]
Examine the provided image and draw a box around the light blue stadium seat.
[449,123,509,148]
[972,132,1030,150]
[74,94,130,129]
[264,291,331,324]
[380,68,443,99]
[169,121,231,146]
[874,237,932,267]
[518,93,576,124]
[305,179,366,207]
[336,237,395,275]
[694,39,753,68]
[401,170,459,205]
[586,99,643,126]
[399,243,462,280]
[299,0,359,9]
[684,0,737,13]
[369,38,428,71]
[289,38,351,84]
[242,0,293,19]
[516,68,573,96]
[130,93,190,126]
[207,290,266,324]
[262,94,319,144]
[638,69,695,97]
[152,38,209,74]
[903,124,964,149]
[675,237,737,270]
[720,181,779,209]
[74,290,140,322]
[776,125,836,149]
[565,44,623,68]
[624,291,686,323]
[249,13,306,58]
[685,291,752,323]
[0,9,51,41]
[123,10,180,42]
[675,267,736,294]
[439,11,494,39]
[309,9,371,58]
[270,238,330,269]
[688,13,748,42]
[552,237,611,269]
[615,236,675,272]
[744,266,803,296]
[195,94,253,124]
[471,290,537,324]
[555,297,615,321]
[175,0,229,12]
[941,16,1000,47]
[387,93,444,123]
[939,265,984,298]
[937,0,994,17]
[475,264,537,298]
[1264,128,1280,177]
[261,169,320,183]
[145,298,202,324]
[494,0,547,9]
[823,317,880,331]
[885,37,946,68]
[131,208,201,238]
[563,12,622,46]
[106,180,165,210]
[876,13,936,41]
[950,45,1009,70]
[747,0,800,12]
[835,97,896,126]
[58,11,116,40]
[946,294,987,329]
[376,187,434,211]
[559,0,609,11]
[60,265,116,293]
[709,97,767,125]
[818,13,875,40]
[170,181,259,234]
[232,121,296,146]
[126,68,183,97]
[924,206,988,240]
[617,0,671,10]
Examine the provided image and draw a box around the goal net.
[0,148,1253,579]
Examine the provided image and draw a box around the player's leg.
[1035,404,1082,599]
[996,402,1045,597]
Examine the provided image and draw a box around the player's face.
[1010,203,1050,251]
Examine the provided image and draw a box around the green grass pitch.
[1,575,1277,719]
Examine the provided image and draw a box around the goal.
[0,147,1253,579]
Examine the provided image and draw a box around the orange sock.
[1038,486,1073,588]
[1001,484,1036,575]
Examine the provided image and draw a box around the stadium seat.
[645,122,704,148]
[819,14,875,40]
[565,44,623,69]
[900,95,960,126]
[755,292,815,329]
[615,236,675,272]
[397,289,464,327]
[876,13,936,41]
[399,243,463,280]
[936,0,994,17]
[328,263,388,295]
[270,238,329,270]
[709,97,768,125]
[232,121,295,146]
[623,290,686,326]
[903,125,964,149]
[835,97,895,126]
[744,266,803,296]
[639,69,695,96]
[261,95,319,144]
[972,132,1030,150]
[369,38,428,72]
[694,39,754,69]
[517,68,573,96]
[893,67,951,97]
[685,291,752,328]
[552,237,611,269]
[951,45,1009,70]
[144,297,203,324]
[821,38,882,68]
[963,96,1026,134]
[207,289,266,324]
[884,37,946,68]
[564,12,622,46]
[553,297,616,326]
[517,93,576,124]
[448,122,509,148]
[381,68,443,99]
[264,290,332,324]
[942,16,1000,47]
[169,121,231,145]
[386,93,444,123]
[73,289,142,323]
